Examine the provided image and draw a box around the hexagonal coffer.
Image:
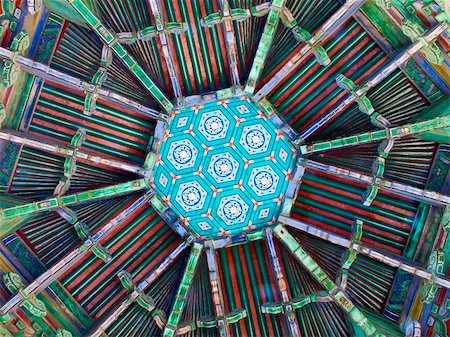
[151,96,297,239]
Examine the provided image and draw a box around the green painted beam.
[362,138,394,206]
[43,0,99,27]
[0,180,150,227]
[65,0,173,112]
[0,191,153,319]
[299,158,450,206]
[0,130,149,176]
[254,0,366,100]
[335,75,390,129]
[262,228,301,337]
[163,242,203,337]
[278,215,450,289]
[273,224,385,336]
[203,241,246,337]
[244,0,287,94]
[298,21,449,141]
[53,129,85,197]
[0,47,163,120]
[299,114,450,155]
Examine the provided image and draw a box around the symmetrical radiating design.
[0,1,449,337]
[152,97,297,238]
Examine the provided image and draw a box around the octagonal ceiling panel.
[151,96,297,238]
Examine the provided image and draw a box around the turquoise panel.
[151,96,297,238]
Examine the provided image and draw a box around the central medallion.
[151,95,297,239]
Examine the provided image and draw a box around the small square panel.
[177,116,188,128]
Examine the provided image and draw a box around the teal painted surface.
[151,96,297,238]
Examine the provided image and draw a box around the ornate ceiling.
[0,0,449,337]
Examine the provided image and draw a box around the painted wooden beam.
[148,193,192,238]
[299,22,449,141]
[299,115,450,155]
[147,0,185,104]
[272,224,383,336]
[205,241,228,336]
[163,242,203,337]
[0,130,150,176]
[53,129,86,197]
[299,158,450,206]
[335,75,391,129]
[0,47,163,120]
[262,228,301,337]
[65,0,174,112]
[220,0,244,87]
[254,0,366,101]
[353,8,449,99]
[0,191,153,316]
[86,238,193,337]
[244,0,287,94]
[202,0,247,87]
[257,98,299,140]
[0,180,150,225]
[336,220,363,291]
[83,46,111,116]
[201,241,246,337]
[362,138,395,206]
[278,215,450,289]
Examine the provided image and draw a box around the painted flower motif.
[245,129,265,149]
[181,186,201,206]
[173,144,192,164]
[223,200,243,220]
[204,116,224,135]
[254,171,274,190]
[213,158,233,177]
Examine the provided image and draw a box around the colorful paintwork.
[151,96,297,238]
[0,1,448,336]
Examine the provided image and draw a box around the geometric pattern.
[151,96,297,238]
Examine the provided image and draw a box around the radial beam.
[299,22,449,141]
[201,241,247,337]
[244,0,287,94]
[278,215,450,289]
[254,0,366,101]
[66,0,174,112]
[0,191,154,316]
[0,130,150,176]
[147,0,184,103]
[200,1,249,87]
[205,242,230,336]
[163,242,203,337]
[272,224,382,336]
[263,228,301,337]
[0,180,150,226]
[298,159,450,207]
[218,0,244,87]
[87,238,193,337]
[0,47,163,120]
[299,115,450,155]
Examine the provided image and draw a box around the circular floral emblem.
[204,116,224,135]
[173,144,192,164]
[213,158,233,177]
[181,186,201,206]
[223,200,243,219]
[254,171,274,190]
[245,129,265,149]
